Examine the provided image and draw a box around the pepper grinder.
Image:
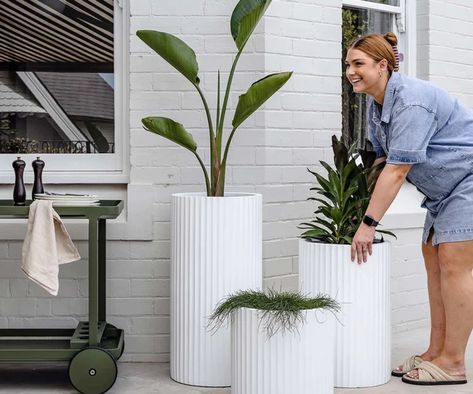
[12,157,26,205]
[32,157,45,200]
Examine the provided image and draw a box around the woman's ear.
[379,59,388,71]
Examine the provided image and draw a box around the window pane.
[364,0,400,6]
[0,1,114,154]
[341,7,393,147]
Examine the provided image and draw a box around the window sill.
[0,184,153,241]
[0,171,129,185]
[383,182,426,230]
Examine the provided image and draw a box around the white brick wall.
[422,0,473,108]
[390,228,429,334]
[0,0,471,361]
[405,0,473,335]
[262,0,342,290]
[416,0,430,80]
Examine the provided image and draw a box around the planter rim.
[172,192,261,199]
[234,307,335,329]
[235,306,334,313]
[299,238,390,246]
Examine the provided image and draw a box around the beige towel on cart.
[21,200,80,296]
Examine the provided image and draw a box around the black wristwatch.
[363,214,379,227]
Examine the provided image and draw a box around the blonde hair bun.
[384,32,398,47]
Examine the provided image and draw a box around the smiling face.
[345,48,388,98]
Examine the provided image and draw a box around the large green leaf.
[301,227,331,238]
[309,197,332,209]
[358,148,376,169]
[231,0,272,51]
[314,173,332,193]
[376,229,397,239]
[136,30,199,84]
[340,236,353,244]
[332,135,348,173]
[232,72,292,129]
[142,117,197,152]
[313,217,337,233]
[320,161,338,180]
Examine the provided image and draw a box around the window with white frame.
[0,0,128,181]
[341,0,412,146]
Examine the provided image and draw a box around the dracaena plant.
[299,135,396,244]
[137,0,292,196]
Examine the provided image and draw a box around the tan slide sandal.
[391,355,423,377]
[402,361,467,385]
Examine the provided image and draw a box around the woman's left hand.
[351,223,376,264]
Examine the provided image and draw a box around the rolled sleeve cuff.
[386,149,426,164]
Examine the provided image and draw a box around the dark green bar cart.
[0,200,125,394]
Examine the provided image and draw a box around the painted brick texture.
[425,0,473,107]
[1,0,468,361]
[262,0,342,290]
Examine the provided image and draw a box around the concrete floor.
[0,327,471,393]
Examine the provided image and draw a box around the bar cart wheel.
[68,348,117,394]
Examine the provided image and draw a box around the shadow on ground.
[0,364,75,393]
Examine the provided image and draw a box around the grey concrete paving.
[0,326,471,393]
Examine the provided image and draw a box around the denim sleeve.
[386,105,437,164]
[367,118,386,159]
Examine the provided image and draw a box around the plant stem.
[195,84,215,140]
[214,51,244,196]
[221,127,237,169]
[216,70,221,135]
[194,151,211,195]
[195,83,219,196]
[216,127,238,194]
[216,50,243,157]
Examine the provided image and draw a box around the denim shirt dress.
[367,72,473,245]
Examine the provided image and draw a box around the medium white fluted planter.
[299,239,391,388]
[232,307,335,394]
[171,193,262,387]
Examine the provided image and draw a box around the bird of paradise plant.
[137,0,292,196]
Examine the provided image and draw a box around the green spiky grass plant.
[209,289,340,337]
[299,134,396,244]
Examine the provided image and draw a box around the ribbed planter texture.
[170,193,262,387]
[232,307,335,394]
[298,239,391,388]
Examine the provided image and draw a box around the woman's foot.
[404,356,466,380]
[392,351,439,376]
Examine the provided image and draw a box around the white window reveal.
[0,0,129,183]
[341,0,415,145]
[341,0,423,227]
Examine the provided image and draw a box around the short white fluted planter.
[232,307,335,394]
[171,193,262,387]
[299,239,391,388]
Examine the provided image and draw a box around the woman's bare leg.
[406,239,473,379]
[421,231,445,359]
[393,231,444,373]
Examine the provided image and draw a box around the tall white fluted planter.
[299,239,391,388]
[232,307,335,394]
[171,193,262,387]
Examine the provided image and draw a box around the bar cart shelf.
[0,200,124,394]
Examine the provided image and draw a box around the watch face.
[363,215,376,226]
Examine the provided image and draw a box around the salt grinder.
[32,157,45,200]
[12,157,26,205]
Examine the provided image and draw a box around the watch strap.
[363,214,379,227]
